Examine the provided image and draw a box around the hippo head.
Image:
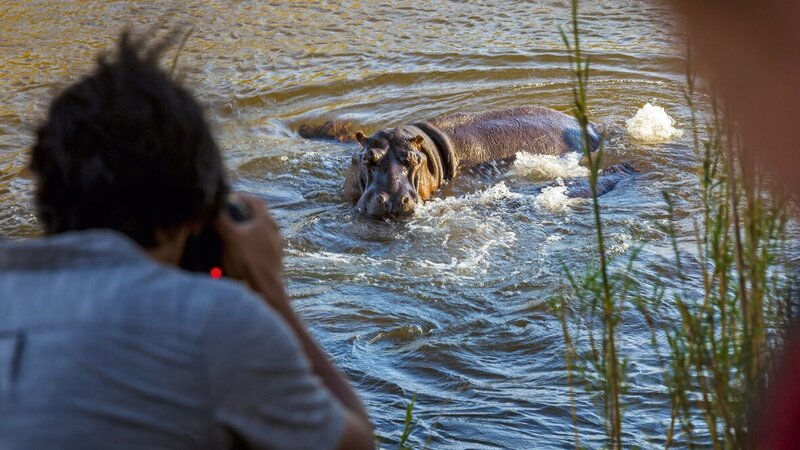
[343,127,441,218]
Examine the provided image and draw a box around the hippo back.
[421,106,601,171]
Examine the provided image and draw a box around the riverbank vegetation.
[554,0,798,448]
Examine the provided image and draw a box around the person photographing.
[0,32,374,450]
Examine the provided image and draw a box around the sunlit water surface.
[0,1,780,448]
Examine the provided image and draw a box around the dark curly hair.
[30,32,228,247]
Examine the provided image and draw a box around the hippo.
[558,162,636,198]
[298,120,359,143]
[300,106,629,218]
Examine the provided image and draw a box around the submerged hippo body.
[302,107,610,217]
[561,162,637,198]
[412,106,603,173]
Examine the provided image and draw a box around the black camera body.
[179,199,252,276]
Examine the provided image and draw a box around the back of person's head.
[30,31,227,247]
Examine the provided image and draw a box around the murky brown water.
[0,1,743,448]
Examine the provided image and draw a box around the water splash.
[416,181,523,217]
[625,103,683,142]
[533,178,584,213]
[405,182,521,279]
[511,152,589,179]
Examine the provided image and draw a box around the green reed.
[398,394,418,450]
[644,62,796,448]
[557,0,623,447]
[382,393,423,450]
[554,0,796,448]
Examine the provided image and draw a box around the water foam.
[407,183,520,280]
[412,238,503,276]
[414,181,523,217]
[533,178,583,213]
[625,103,684,142]
[607,233,632,257]
[512,152,588,179]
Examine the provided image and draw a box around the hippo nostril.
[401,195,410,205]
[376,193,389,205]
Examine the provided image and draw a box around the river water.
[0,1,744,448]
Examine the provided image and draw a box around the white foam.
[414,181,523,217]
[406,183,521,280]
[607,233,631,256]
[414,239,500,274]
[625,103,684,142]
[533,178,583,213]
[512,152,588,179]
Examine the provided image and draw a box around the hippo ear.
[410,135,425,148]
[355,131,367,145]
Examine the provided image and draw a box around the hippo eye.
[363,148,385,165]
[406,150,424,167]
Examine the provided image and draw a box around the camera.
[179,196,253,277]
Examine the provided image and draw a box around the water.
[0,1,745,448]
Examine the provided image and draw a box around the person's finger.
[214,193,261,232]
[231,193,267,220]
[233,193,280,232]
[261,208,280,233]
[212,210,239,239]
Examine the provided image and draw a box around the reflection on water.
[0,1,744,448]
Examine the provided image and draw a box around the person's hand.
[213,193,289,311]
[216,195,373,442]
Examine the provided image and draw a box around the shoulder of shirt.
[0,230,278,339]
[120,260,277,340]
